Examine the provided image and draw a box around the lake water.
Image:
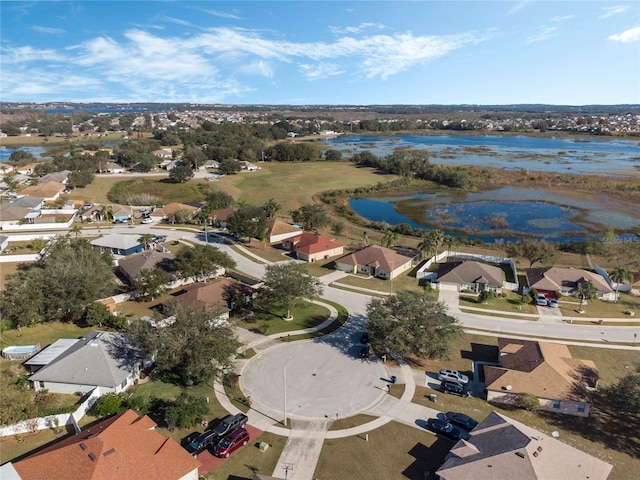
[0,146,53,162]
[324,134,640,176]
[350,187,640,243]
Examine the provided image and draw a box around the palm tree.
[69,222,82,239]
[194,207,211,244]
[330,221,345,240]
[576,280,597,311]
[429,229,445,258]
[98,205,114,223]
[417,235,434,260]
[609,266,632,302]
[263,199,281,219]
[381,230,399,248]
[138,233,154,250]
[443,235,456,257]
[362,231,369,247]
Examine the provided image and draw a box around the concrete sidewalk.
[272,419,331,480]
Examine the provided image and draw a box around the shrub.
[516,392,540,412]
[92,393,126,417]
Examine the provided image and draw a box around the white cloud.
[298,63,346,80]
[599,5,630,19]
[238,60,274,78]
[31,25,66,35]
[329,23,385,35]
[506,1,532,17]
[1,26,484,101]
[526,26,558,44]
[162,16,194,27]
[609,25,640,42]
[550,15,575,22]
[199,8,242,20]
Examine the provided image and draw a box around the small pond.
[349,187,640,242]
[0,146,53,162]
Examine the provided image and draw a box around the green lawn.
[0,322,94,351]
[315,421,451,480]
[107,177,203,205]
[235,302,330,335]
[459,290,538,314]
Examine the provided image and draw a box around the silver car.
[438,368,469,385]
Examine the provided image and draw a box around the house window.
[553,399,561,409]
[578,402,586,413]
[39,381,45,390]
[120,378,128,389]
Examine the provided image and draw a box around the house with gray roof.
[118,250,175,283]
[0,203,33,226]
[29,331,143,395]
[436,411,612,480]
[39,170,70,184]
[436,260,505,293]
[90,234,143,256]
[526,266,614,301]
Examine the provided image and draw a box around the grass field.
[315,420,452,480]
[235,301,330,336]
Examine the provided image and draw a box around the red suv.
[213,427,250,458]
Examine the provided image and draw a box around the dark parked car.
[426,418,463,441]
[444,411,478,431]
[185,429,220,458]
[359,344,370,359]
[211,413,249,439]
[213,427,250,458]
[440,380,466,396]
[360,331,370,344]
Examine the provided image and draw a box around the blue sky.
[1,1,639,105]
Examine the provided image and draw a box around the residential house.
[0,235,9,251]
[28,331,143,395]
[172,278,254,320]
[436,411,612,480]
[2,410,200,480]
[90,234,143,256]
[153,148,174,159]
[631,273,640,296]
[436,260,505,293]
[39,170,70,184]
[103,162,125,174]
[210,206,237,229]
[0,203,34,227]
[150,203,200,223]
[16,163,39,175]
[335,245,417,280]
[526,266,614,301]
[19,181,66,201]
[202,159,219,170]
[118,250,176,283]
[111,204,133,223]
[282,232,344,262]
[484,338,599,417]
[265,219,303,244]
[238,160,259,171]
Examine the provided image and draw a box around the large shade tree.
[366,289,462,359]
[260,262,323,319]
[505,239,557,268]
[174,244,236,282]
[132,303,239,386]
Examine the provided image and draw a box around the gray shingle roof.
[437,260,504,288]
[29,331,140,388]
[90,234,142,250]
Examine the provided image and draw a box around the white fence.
[0,234,58,263]
[0,387,102,437]
[415,250,519,291]
[2,218,74,232]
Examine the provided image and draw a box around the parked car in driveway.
[359,344,370,359]
[185,429,219,458]
[440,381,466,396]
[213,427,250,458]
[548,298,559,308]
[141,216,153,224]
[438,368,469,385]
[444,411,478,431]
[211,413,248,439]
[534,293,548,306]
[426,418,463,441]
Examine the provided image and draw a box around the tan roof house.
[436,411,612,480]
[335,245,417,280]
[3,410,200,480]
[19,181,66,201]
[282,232,344,262]
[526,266,614,301]
[484,338,599,417]
[265,219,303,243]
[436,260,505,293]
[210,206,237,228]
[150,203,200,223]
[172,278,254,320]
